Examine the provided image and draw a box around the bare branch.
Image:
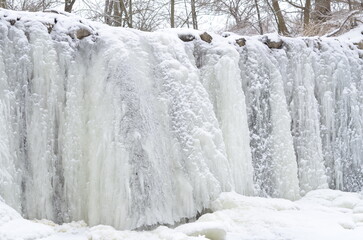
[325,10,360,36]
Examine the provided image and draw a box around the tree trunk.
[313,0,331,22]
[348,0,352,10]
[303,0,311,29]
[119,0,132,28]
[114,0,122,26]
[128,0,132,28]
[104,0,114,25]
[65,0,76,13]
[271,0,289,35]
[183,0,190,28]
[254,0,263,34]
[0,0,6,8]
[171,0,175,28]
[191,0,198,29]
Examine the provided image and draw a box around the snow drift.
[0,9,362,230]
[2,189,363,240]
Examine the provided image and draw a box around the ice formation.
[0,9,362,230]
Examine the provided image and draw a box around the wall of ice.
[0,9,362,230]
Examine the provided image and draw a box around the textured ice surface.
[0,10,251,229]
[0,9,362,230]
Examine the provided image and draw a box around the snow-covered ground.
[1,189,363,240]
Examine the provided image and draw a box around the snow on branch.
[325,10,361,37]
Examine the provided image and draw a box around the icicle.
[239,40,300,200]
[194,40,254,195]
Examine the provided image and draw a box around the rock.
[262,35,283,49]
[236,38,246,47]
[266,39,283,49]
[75,28,91,39]
[354,40,363,50]
[200,32,212,43]
[67,27,92,40]
[178,33,195,42]
[314,40,322,50]
[45,24,54,34]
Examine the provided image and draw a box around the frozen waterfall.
[0,10,362,230]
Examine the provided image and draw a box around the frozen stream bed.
[1,189,363,240]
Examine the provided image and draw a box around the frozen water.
[0,9,362,230]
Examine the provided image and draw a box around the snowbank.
[1,190,363,239]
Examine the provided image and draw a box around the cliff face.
[0,9,362,230]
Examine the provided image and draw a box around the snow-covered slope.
[0,9,362,230]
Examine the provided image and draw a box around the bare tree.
[5,0,354,37]
[103,0,132,27]
[254,0,264,34]
[171,0,175,27]
[65,0,76,13]
[212,0,259,33]
[104,0,114,25]
[285,0,311,30]
[0,0,6,8]
[128,0,132,27]
[271,0,289,35]
[5,0,59,11]
[191,0,198,29]
[98,0,170,31]
[118,0,132,27]
[304,0,311,27]
[313,0,331,21]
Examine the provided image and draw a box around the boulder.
[262,35,283,49]
[45,23,54,34]
[354,40,363,50]
[178,33,195,42]
[76,27,91,39]
[200,32,212,43]
[236,38,246,47]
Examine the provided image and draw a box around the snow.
[0,7,363,238]
[1,190,363,240]
[175,222,226,240]
[203,190,363,240]
[0,219,54,240]
[339,23,363,44]
[0,199,20,226]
